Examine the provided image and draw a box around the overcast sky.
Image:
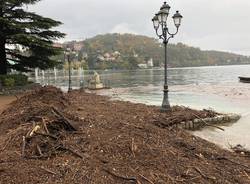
[30,0,250,55]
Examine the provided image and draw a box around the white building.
[147,58,154,68]
[138,64,148,69]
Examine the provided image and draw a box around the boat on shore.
[239,76,250,83]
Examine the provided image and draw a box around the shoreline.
[0,86,249,183]
[1,86,249,150]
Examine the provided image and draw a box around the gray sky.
[30,0,250,55]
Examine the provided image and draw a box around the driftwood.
[34,132,58,140]
[36,145,43,156]
[216,156,250,170]
[230,144,250,156]
[21,136,26,158]
[131,138,136,158]
[20,106,80,159]
[60,146,84,159]
[139,174,155,184]
[50,106,77,131]
[42,119,49,134]
[0,134,18,152]
[192,113,225,131]
[193,167,216,180]
[40,166,59,175]
[104,169,137,183]
[243,170,250,180]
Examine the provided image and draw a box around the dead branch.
[0,135,16,152]
[36,145,43,156]
[21,136,26,158]
[42,119,49,134]
[122,122,143,129]
[51,106,77,131]
[29,125,41,137]
[104,169,137,183]
[139,174,154,184]
[34,132,58,140]
[217,157,250,169]
[243,170,250,180]
[26,155,49,159]
[60,146,83,159]
[40,166,58,175]
[193,167,216,180]
[131,138,135,158]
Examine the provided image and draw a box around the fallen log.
[192,113,225,131]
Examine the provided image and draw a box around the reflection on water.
[32,65,250,149]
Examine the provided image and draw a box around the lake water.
[33,65,250,149]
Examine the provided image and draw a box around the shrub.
[11,74,28,86]
[4,78,15,87]
[0,74,28,87]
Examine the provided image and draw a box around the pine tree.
[0,0,65,75]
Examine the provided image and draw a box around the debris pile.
[0,86,82,160]
[0,86,70,132]
[21,108,78,159]
[231,144,250,157]
[0,86,249,184]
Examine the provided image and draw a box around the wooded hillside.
[63,33,250,69]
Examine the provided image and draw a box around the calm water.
[33,65,250,149]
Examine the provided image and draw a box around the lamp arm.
[167,26,179,37]
[155,27,163,40]
[166,27,179,42]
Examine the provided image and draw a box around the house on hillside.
[73,42,83,51]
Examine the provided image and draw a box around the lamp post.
[152,2,183,111]
[64,48,76,92]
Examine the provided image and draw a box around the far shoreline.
[77,64,250,72]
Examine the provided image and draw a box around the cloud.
[29,0,250,55]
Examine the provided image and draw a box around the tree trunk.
[0,4,7,75]
[0,38,7,75]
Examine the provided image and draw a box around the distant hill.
[62,33,250,69]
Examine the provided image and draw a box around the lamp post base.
[161,87,171,112]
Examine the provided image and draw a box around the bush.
[4,78,15,87]
[11,74,28,86]
[0,74,28,87]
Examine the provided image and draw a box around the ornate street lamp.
[64,47,76,92]
[152,2,183,111]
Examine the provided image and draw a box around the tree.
[126,56,139,70]
[0,0,65,75]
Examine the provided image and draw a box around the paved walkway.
[0,96,16,113]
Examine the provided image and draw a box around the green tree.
[0,0,65,75]
[125,56,139,70]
